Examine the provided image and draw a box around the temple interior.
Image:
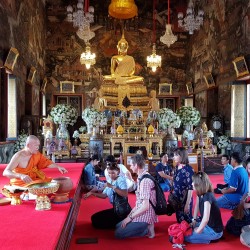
[0,0,249,165]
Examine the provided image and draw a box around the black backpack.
[140,174,169,215]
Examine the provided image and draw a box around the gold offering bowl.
[2,186,27,205]
[28,182,59,211]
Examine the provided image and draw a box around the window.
[7,75,17,139]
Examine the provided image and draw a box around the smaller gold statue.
[148,90,160,111]
[201,122,208,132]
[93,89,107,111]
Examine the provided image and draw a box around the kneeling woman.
[185,172,223,244]
[84,162,129,229]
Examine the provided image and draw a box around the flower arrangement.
[176,106,201,126]
[157,108,181,129]
[79,126,87,133]
[50,104,78,126]
[82,107,107,127]
[217,135,230,149]
[72,130,80,139]
[207,130,214,138]
[14,130,28,153]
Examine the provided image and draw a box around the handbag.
[113,193,132,218]
[168,191,188,212]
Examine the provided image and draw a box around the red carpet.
[70,174,247,250]
[0,163,84,250]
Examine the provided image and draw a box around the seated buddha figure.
[93,89,107,111]
[103,33,143,85]
[148,90,160,111]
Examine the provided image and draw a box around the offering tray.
[28,182,59,210]
[2,185,28,205]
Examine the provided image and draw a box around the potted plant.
[217,135,230,154]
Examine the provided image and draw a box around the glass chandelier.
[178,0,204,35]
[67,0,95,40]
[147,0,161,72]
[147,44,161,72]
[80,42,96,69]
[160,0,177,47]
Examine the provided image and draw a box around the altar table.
[0,163,84,250]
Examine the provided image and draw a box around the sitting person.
[84,162,129,229]
[115,154,157,239]
[104,155,136,192]
[3,135,67,187]
[82,154,106,192]
[216,152,248,210]
[155,153,173,192]
[214,154,233,194]
[226,157,250,236]
[184,172,223,244]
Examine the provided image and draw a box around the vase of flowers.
[217,135,230,154]
[82,107,102,134]
[50,104,78,126]
[157,108,181,130]
[176,106,201,127]
[72,130,80,145]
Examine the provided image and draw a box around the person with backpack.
[169,147,194,223]
[115,154,158,239]
[184,172,223,244]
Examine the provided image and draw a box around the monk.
[3,135,68,187]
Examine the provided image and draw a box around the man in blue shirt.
[155,153,173,192]
[216,152,249,210]
[214,154,233,194]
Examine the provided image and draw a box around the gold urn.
[116,125,124,137]
[148,125,155,137]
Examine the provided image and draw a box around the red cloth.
[0,163,84,250]
[168,220,192,244]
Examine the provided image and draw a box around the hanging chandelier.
[67,0,95,40]
[178,0,204,35]
[147,44,161,72]
[147,0,161,72]
[160,0,177,47]
[108,0,138,19]
[80,42,96,69]
[76,24,95,43]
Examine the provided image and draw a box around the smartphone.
[76,238,98,244]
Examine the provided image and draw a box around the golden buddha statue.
[93,89,107,111]
[103,32,143,85]
[101,32,149,112]
[148,90,160,111]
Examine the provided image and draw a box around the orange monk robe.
[10,152,54,187]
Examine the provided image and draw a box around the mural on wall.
[190,0,250,92]
[195,91,207,118]
[45,0,190,109]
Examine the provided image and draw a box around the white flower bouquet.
[82,107,102,127]
[207,130,214,138]
[14,130,28,153]
[72,130,80,139]
[157,108,181,129]
[217,135,230,149]
[50,104,78,126]
[177,106,201,126]
[79,126,87,133]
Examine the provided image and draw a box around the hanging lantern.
[108,0,138,19]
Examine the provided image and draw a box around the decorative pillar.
[231,83,247,138]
